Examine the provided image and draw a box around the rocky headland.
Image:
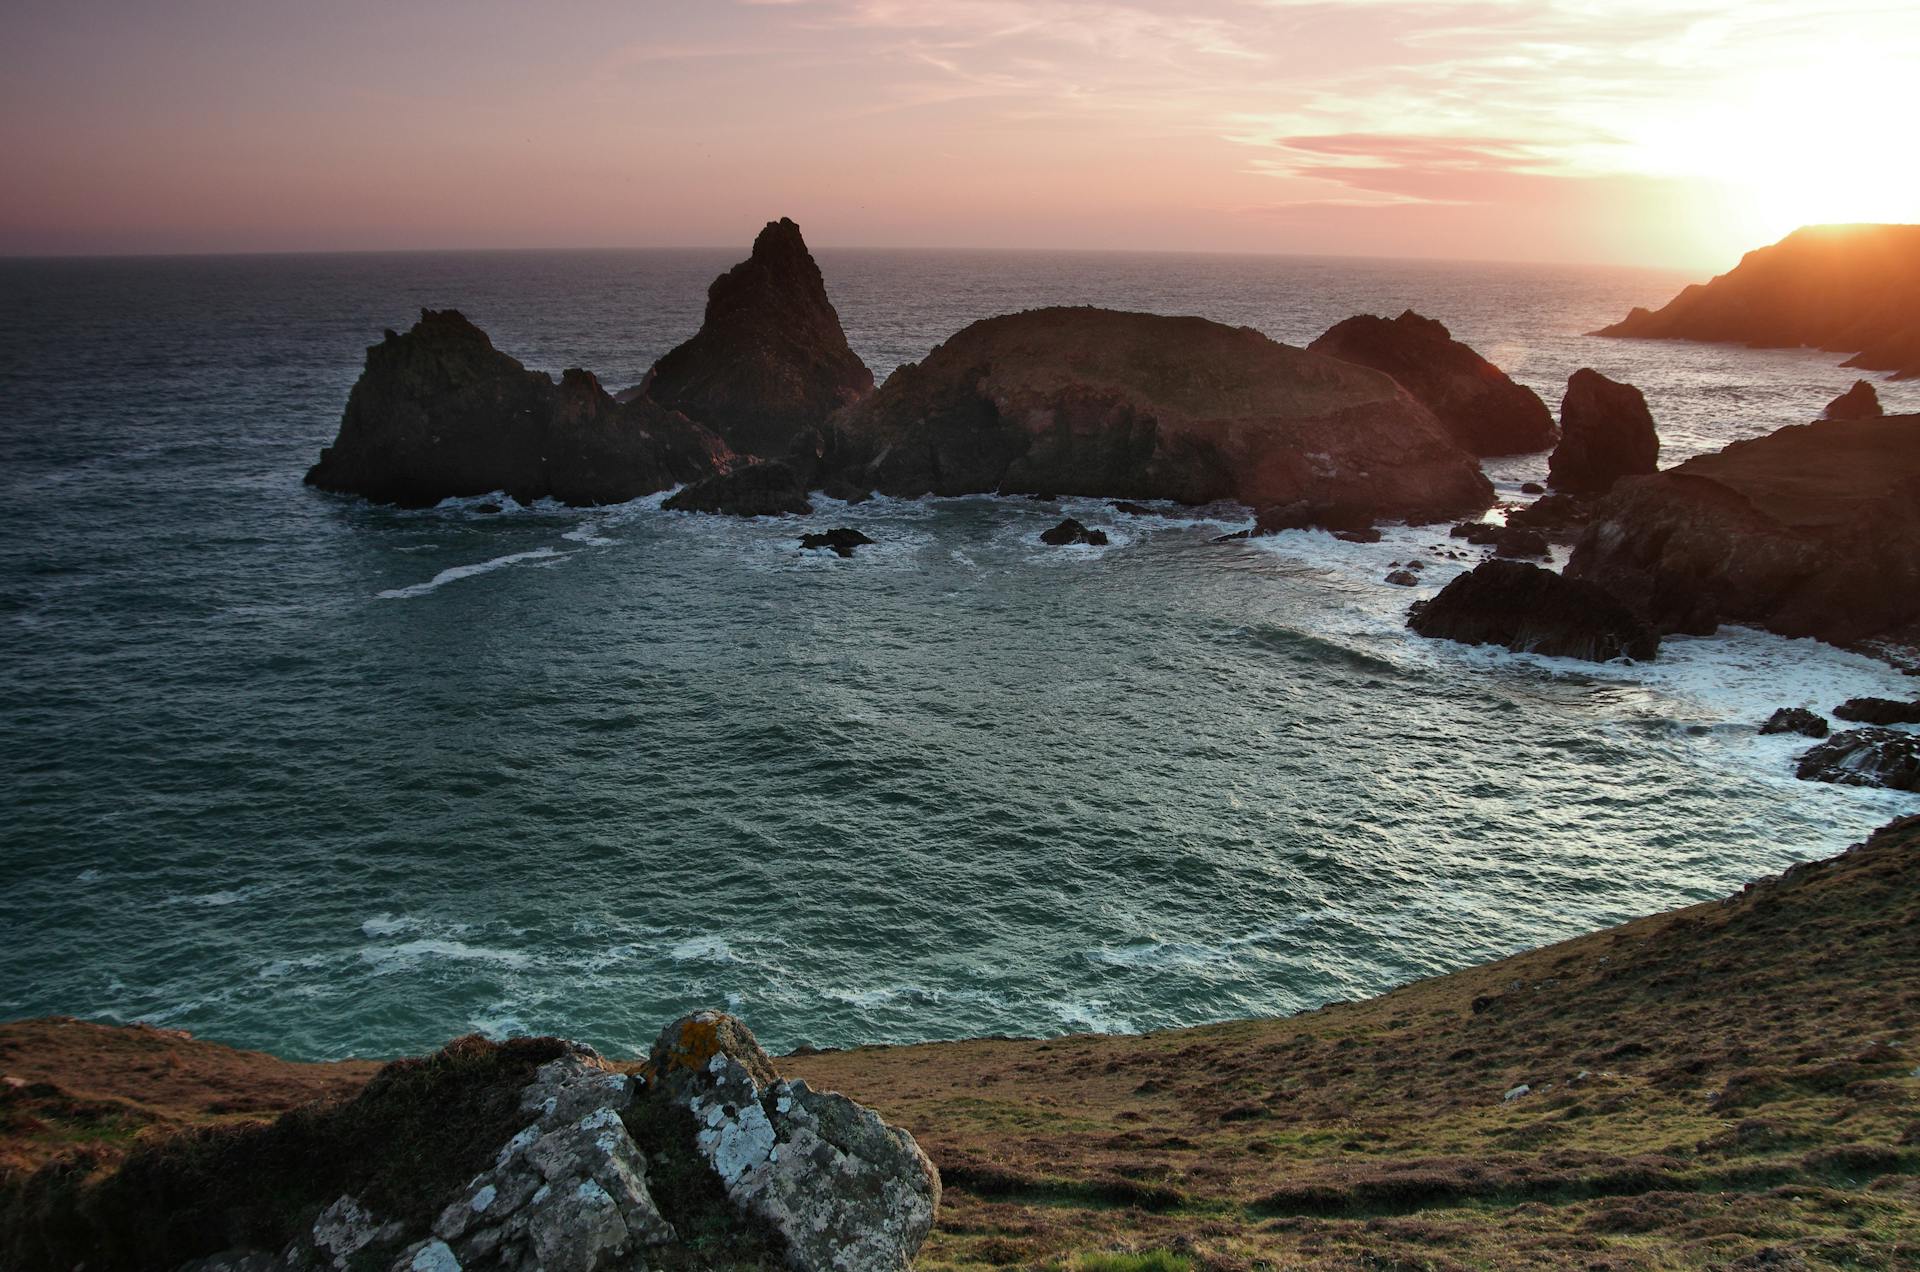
[1596,223,1920,379]
[6,817,1918,1269]
[1567,414,1920,650]
[1308,309,1557,456]
[304,311,731,508]
[825,306,1494,527]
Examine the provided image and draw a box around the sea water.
[2,248,1915,1061]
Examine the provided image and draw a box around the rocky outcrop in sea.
[663,461,813,517]
[645,218,875,461]
[1823,380,1884,420]
[1307,309,1557,456]
[1547,369,1658,494]
[1567,415,1920,648]
[1407,559,1659,662]
[825,306,1493,528]
[304,311,730,509]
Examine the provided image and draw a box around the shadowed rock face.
[1567,415,1920,648]
[827,307,1493,526]
[1408,559,1659,662]
[646,218,874,460]
[1308,310,1557,456]
[305,310,729,508]
[663,460,812,517]
[1548,369,1659,494]
[1823,379,1883,420]
[1596,223,1920,379]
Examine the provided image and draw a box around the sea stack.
[1547,369,1658,493]
[1308,310,1557,456]
[646,218,874,461]
[305,309,729,508]
[1823,380,1884,420]
[825,306,1493,527]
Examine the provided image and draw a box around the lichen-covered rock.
[646,218,874,459]
[1408,559,1659,662]
[1796,729,1920,791]
[1308,310,1557,456]
[305,310,729,508]
[1548,369,1659,494]
[648,1012,940,1272]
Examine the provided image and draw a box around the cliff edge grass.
[5,817,1919,1269]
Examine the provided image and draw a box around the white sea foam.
[376,547,567,599]
[669,935,737,964]
[359,939,533,971]
[74,868,102,883]
[360,913,418,938]
[562,523,617,546]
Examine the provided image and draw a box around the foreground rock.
[1040,518,1109,546]
[826,307,1493,526]
[1761,707,1829,738]
[1408,560,1659,662]
[1823,380,1883,420]
[305,311,729,508]
[4,1015,936,1272]
[1796,729,1920,790]
[1595,223,1920,379]
[1567,416,1920,648]
[1547,369,1659,493]
[645,218,874,460]
[1308,310,1557,455]
[663,461,812,517]
[799,528,875,557]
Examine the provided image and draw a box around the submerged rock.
[1823,380,1884,420]
[305,310,729,508]
[1796,729,1920,791]
[1834,697,1920,725]
[664,461,812,517]
[1408,560,1659,662]
[1761,708,1829,738]
[799,528,875,557]
[826,307,1492,525]
[1548,369,1659,494]
[1040,518,1109,546]
[1566,416,1920,648]
[646,218,874,460]
[1308,310,1557,456]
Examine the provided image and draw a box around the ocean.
[2,247,1916,1063]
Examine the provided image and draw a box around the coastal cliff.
[7,817,1917,1269]
[826,306,1494,526]
[1597,223,1920,379]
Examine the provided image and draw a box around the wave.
[375,547,567,599]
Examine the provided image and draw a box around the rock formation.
[799,528,875,557]
[1566,416,1920,649]
[1822,380,1884,420]
[1595,223,1920,379]
[1039,518,1109,546]
[1796,729,1920,791]
[826,307,1493,526]
[645,218,874,460]
[1407,559,1659,662]
[1833,696,1920,725]
[663,461,812,517]
[5,1014,937,1272]
[1547,369,1658,493]
[1308,310,1557,455]
[306,311,730,508]
[1761,707,1829,738]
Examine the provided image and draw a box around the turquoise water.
[2,249,1916,1062]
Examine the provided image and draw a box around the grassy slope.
[4,817,1917,1270]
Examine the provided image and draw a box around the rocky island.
[1596,223,1920,379]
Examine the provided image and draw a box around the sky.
[1,0,1914,267]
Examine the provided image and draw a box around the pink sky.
[2,0,1913,267]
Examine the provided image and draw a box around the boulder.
[1040,518,1109,546]
[1450,521,1503,546]
[1308,310,1557,455]
[1384,569,1420,587]
[645,1012,940,1272]
[1761,708,1830,738]
[1505,492,1596,542]
[825,307,1492,525]
[305,310,730,508]
[1833,697,1920,725]
[1796,729,1920,791]
[646,218,874,459]
[1335,527,1384,543]
[1823,380,1884,420]
[664,461,812,517]
[1520,481,1546,495]
[1548,369,1659,494]
[799,528,875,558]
[1492,526,1550,559]
[1566,417,1920,648]
[1594,224,1920,380]
[1408,559,1659,662]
